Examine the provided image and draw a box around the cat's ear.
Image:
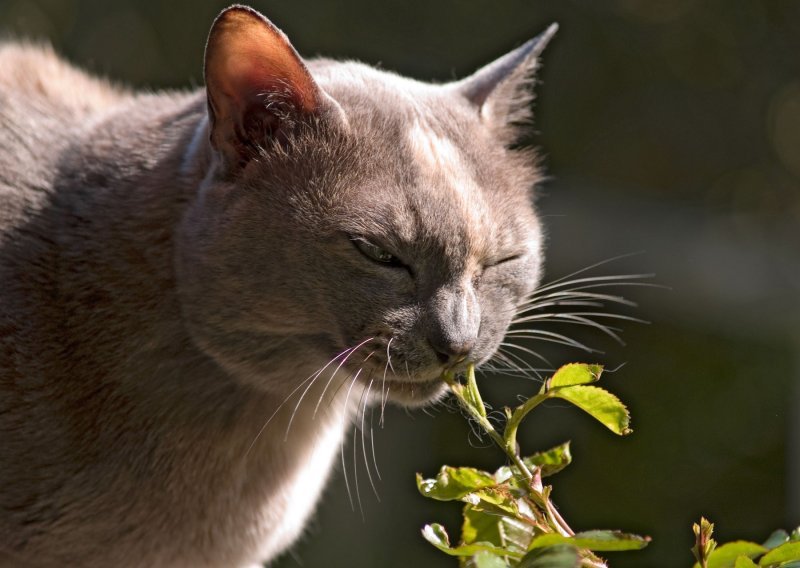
[455,24,558,142]
[204,6,324,172]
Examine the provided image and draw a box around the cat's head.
[176,6,556,406]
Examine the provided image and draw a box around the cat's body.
[0,7,553,567]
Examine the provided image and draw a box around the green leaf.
[735,557,759,568]
[704,541,767,568]
[529,530,650,552]
[473,551,511,568]
[547,363,603,388]
[417,466,497,501]
[518,544,580,568]
[759,541,800,564]
[462,506,503,547]
[462,504,535,557]
[763,530,790,550]
[549,385,632,435]
[521,442,573,477]
[421,523,514,558]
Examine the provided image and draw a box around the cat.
[0,5,555,567]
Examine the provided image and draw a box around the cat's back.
[0,43,129,227]
[0,43,125,114]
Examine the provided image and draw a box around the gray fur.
[0,6,552,567]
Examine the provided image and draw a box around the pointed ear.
[456,24,558,142]
[204,6,323,171]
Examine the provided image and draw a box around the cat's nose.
[429,337,475,366]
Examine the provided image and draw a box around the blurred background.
[2,0,797,566]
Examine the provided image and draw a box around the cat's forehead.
[310,60,540,262]
[404,118,494,246]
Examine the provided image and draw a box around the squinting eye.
[351,237,403,267]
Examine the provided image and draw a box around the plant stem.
[445,367,581,541]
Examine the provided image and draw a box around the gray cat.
[0,5,555,567]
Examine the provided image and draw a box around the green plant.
[691,517,800,568]
[417,362,649,567]
[416,363,800,567]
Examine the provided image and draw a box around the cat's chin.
[377,376,449,408]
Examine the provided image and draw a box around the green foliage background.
[2,1,797,566]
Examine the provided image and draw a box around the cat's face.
[176,6,555,406]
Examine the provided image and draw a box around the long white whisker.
[497,344,545,381]
[517,290,638,315]
[380,358,390,428]
[385,337,396,374]
[360,378,380,501]
[498,342,550,380]
[369,404,382,481]
[505,329,599,353]
[312,337,374,419]
[352,418,364,520]
[340,368,363,513]
[514,311,648,325]
[529,272,654,297]
[245,346,354,456]
[492,349,530,378]
[533,252,646,289]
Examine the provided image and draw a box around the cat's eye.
[487,253,524,268]
[350,237,404,268]
[498,253,523,265]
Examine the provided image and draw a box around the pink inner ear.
[206,7,319,118]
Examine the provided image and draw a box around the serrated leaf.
[519,544,580,568]
[549,385,632,435]
[759,541,800,564]
[422,523,514,558]
[521,442,573,477]
[529,530,650,552]
[702,541,766,568]
[763,530,790,550]
[417,466,497,501]
[735,557,759,568]
[548,363,602,388]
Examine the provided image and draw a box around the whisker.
[341,368,363,514]
[500,339,551,365]
[492,349,533,379]
[380,337,394,425]
[352,421,364,520]
[534,252,647,288]
[516,291,638,316]
[497,342,549,380]
[530,272,655,297]
[312,337,374,419]
[514,311,648,325]
[385,337,396,374]
[369,405,382,481]
[498,345,546,381]
[505,329,599,353]
[245,346,355,456]
[359,377,381,501]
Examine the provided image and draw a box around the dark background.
[2,1,798,566]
